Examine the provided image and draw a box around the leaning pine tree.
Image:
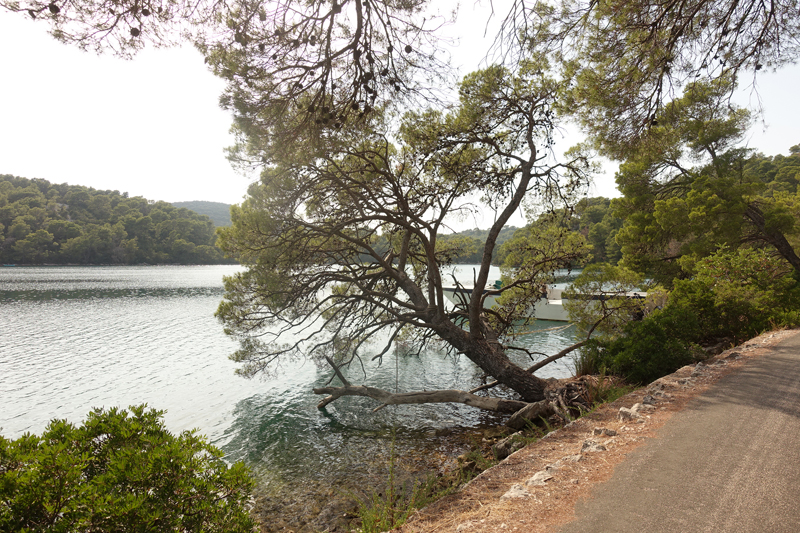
[215,60,598,416]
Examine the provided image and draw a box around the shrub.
[0,405,256,532]
[579,304,703,385]
[576,247,800,385]
[670,247,800,342]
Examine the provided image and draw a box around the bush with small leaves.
[0,405,256,532]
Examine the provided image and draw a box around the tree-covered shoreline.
[0,174,235,265]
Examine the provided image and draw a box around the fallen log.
[313,384,529,413]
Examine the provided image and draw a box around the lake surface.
[0,265,578,515]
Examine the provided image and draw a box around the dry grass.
[394,328,799,533]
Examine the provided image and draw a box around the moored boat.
[442,285,647,322]
[442,285,570,321]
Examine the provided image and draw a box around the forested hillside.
[171,201,232,227]
[0,175,233,265]
[438,226,519,264]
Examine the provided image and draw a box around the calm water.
[0,265,577,496]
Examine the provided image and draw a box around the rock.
[632,402,655,413]
[526,470,554,486]
[562,454,583,463]
[593,427,617,437]
[501,483,531,499]
[581,439,607,453]
[492,432,524,461]
[506,400,556,430]
[641,394,657,405]
[618,407,642,422]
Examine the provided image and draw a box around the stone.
[562,454,583,463]
[526,470,554,486]
[593,427,617,437]
[492,432,525,461]
[501,483,531,499]
[618,407,642,421]
[581,439,607,453]
[642,394,657,405]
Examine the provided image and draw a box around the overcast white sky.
[1,6,798,213]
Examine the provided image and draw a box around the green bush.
[579,304,702,385]
[670,247,800,342]
[0,405,255,532]
[576,247,800,385]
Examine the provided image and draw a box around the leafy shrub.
[0,405,255,532]
[578,304,702,385]
[576,247,800,385]
[670,247,800,342]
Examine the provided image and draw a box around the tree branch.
[313,384,528,413]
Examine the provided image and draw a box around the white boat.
[441,285,648,322]
[441,285,570,322]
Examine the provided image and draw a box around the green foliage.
[0,405,255,532]
[669,247,800,342]
[493,217,590,331]
[578,305,703,385]
[0,174,233,265]
[497,197,622,268]
[578,247,800,385]
[215,63,595,404]
[564,263,647,337]
[612,80,800,284]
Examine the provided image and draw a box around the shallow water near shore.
[0,265,578,528]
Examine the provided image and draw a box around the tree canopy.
[0,174,232,264]
[610,80,800,283]
[5,0,797,151]
[216,63,593,406]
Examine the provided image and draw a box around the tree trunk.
[745,203,800,274]
[436,320,549,402]
[313,384,529,413]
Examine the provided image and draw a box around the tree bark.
[313,385,529,413]
[745,203,800,274]
[436,319,550,402]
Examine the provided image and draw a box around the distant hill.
[171,201,232,227]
